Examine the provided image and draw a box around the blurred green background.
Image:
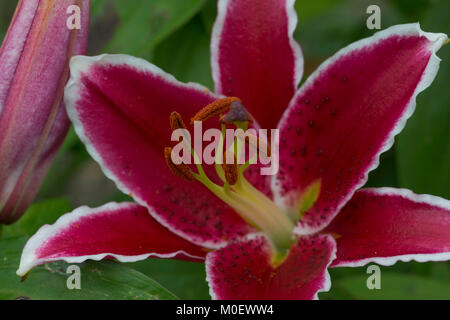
[0,0,449,299]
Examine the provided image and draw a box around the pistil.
[165,99,296,255]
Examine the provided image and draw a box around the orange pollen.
[169,111,187,131]
[190,97,241,124]
[222,150,238,185]
[164,147,195,181]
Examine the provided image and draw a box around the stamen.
[164,147,195,181]
[220,100,253,125]
[164,103,297,255]
[190,97,241,124]
[222,150,238,185]
[169,111,187,131]
[236,131,271,157]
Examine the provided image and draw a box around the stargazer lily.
[0,0,89,224]
[17,0,450,300]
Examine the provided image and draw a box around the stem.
[194,168,293,249]
[215,122,226,183]
[235,122,248,164]
[235,174,294,234]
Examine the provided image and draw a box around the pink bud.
[0,0,90,224]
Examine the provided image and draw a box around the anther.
[222,150,238,185]
[190,97,241,124]
[164,147,195,181]
[170,111,187,131]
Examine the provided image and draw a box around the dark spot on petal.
[301,145,307,156]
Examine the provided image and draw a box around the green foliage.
[0,237,177,300]
[295,0,345,23]
[130,259,210,300]
[100,0,206,59]
[152,15,213,88]
[2,199,71,239]
[397,0,450,199]
[321,271,450,300]
[0,1,16,43]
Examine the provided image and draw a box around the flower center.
[164,98,296,258]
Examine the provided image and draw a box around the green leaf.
[365,148,399,188]
[199,0,217,33]
[130,259,210,300]
[396,0,450,199]
[104,0,206,59]
[152,15,213,88]
[295,0,345,23]
[296,0,405,67]
[0,237,177,300]
[2,198,71,239]
[321,272,450,300]
[0,0,16,44]
[390,0,431,19]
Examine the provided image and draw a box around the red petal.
[211,0,302,129]
[205,234,336,300]
[273,24,447,234]
[65,55,254,248]
[324,188,450,267]
[17,202,207,276]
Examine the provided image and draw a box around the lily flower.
[17,0,450,300]
[0,0,90,224]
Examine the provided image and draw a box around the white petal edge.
[64,54,231,250]
[210,0,304,94]
[17,201,205,276]
[313,234,337,300]
[332,187,450,268]
[332,252,450,268]
[272,23,448,235]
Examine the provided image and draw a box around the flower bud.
[0,0,90,224]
